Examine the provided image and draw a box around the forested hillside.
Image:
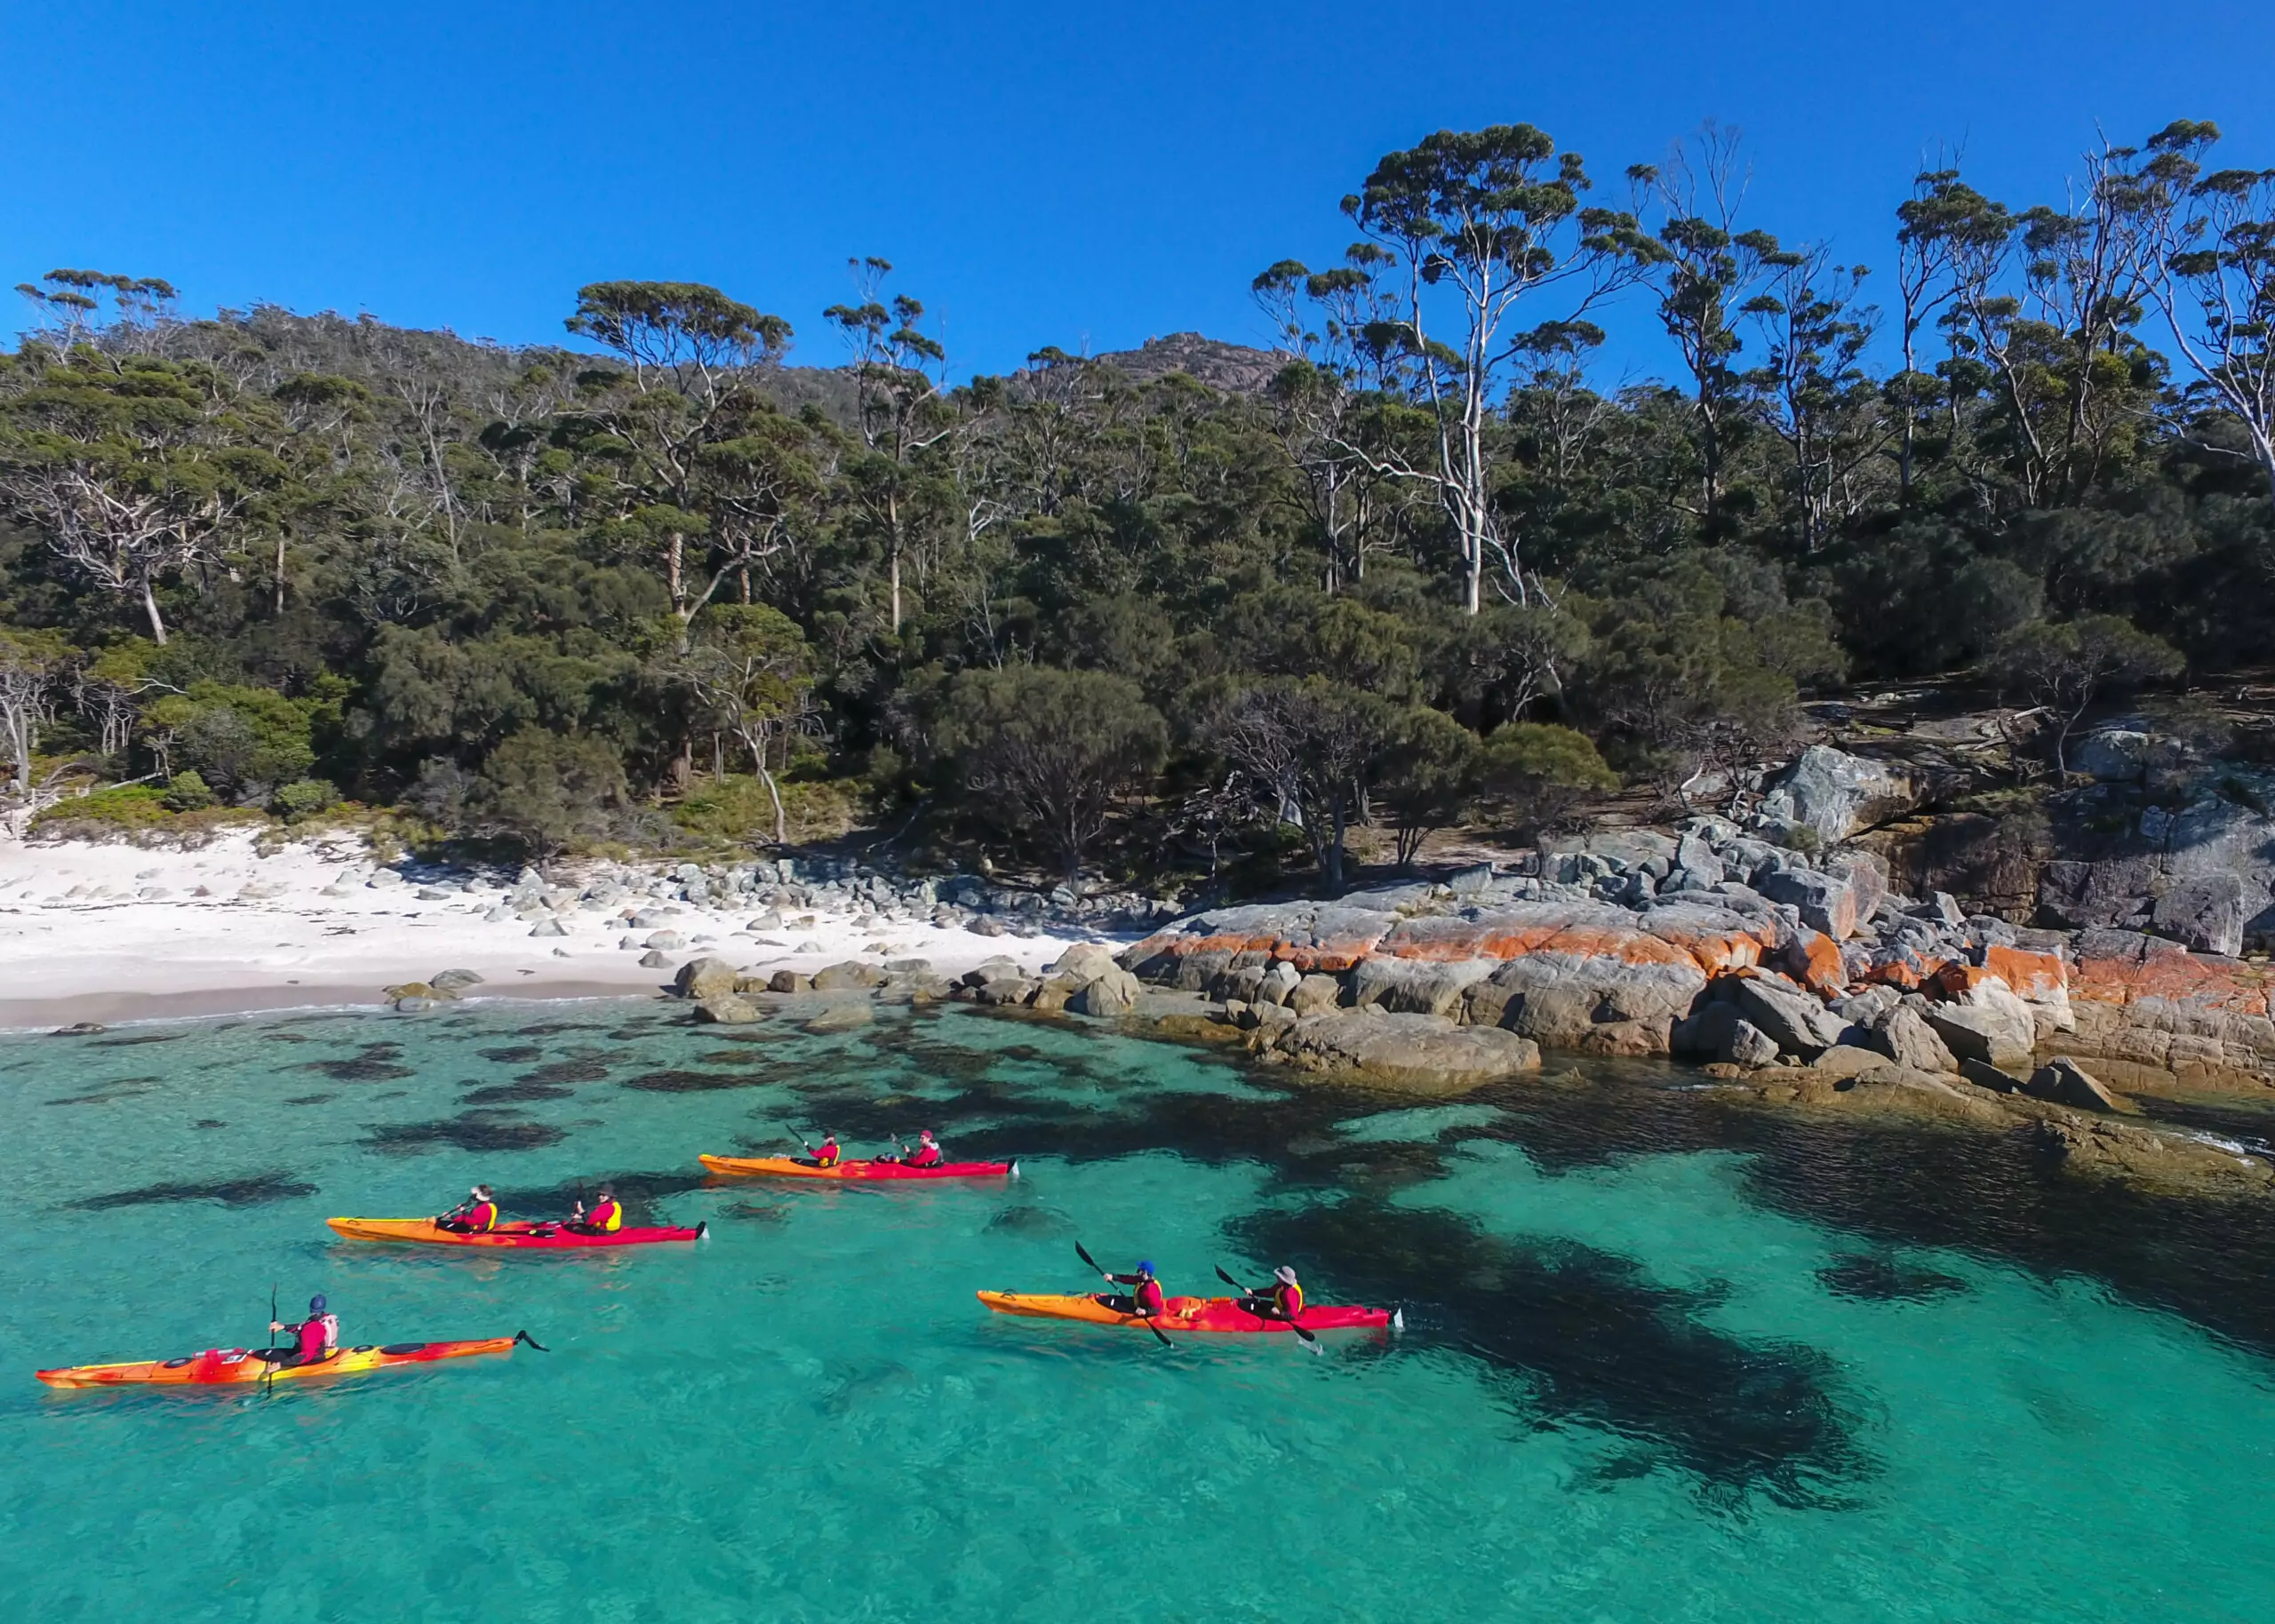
[4,120,2271,891]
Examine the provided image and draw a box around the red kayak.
[698,1154,1017,1182]
[327,1217,706,1249]
[978,1292,1401,1333]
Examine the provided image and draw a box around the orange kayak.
[699,1154,1017,1182]
[36,1333,531,1388]
[977,1291,1399,1333]
[327,1217,706,1249]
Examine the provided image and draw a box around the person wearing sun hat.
[1239,1265,1305,1325]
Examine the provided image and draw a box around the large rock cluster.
[1115,756,2275,1098]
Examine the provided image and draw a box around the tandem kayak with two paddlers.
[699,1155,1017,1182]
[325,1217,707,1249]
[977,1292,1400,1333]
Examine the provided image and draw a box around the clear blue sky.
[7,1,2272,379]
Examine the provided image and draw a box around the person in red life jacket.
[883,1129,945,1167]
[567,1184,623,1235]
[437,1184,499,1233]
[1096,1260,1167,1318]
[807,1134,841,1169]
[267,1294,339,1368]
[1241,1265,1305,1325]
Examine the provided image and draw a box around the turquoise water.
[3,1000,2272,1621]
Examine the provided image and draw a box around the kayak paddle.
[1074,1242,1173,1349]
[264,1282,278,1397]
[513,1330,549,1352]
[1216,1265,1321,1349]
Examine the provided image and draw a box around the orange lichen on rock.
[1789,931,1847,998]
[1377,904,1774,976]
[1981,945,2068,1002]
[2071,939,2272,1016]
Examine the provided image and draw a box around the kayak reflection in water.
[1095,1260,1166,1318]
[435,1184,499,1233]
[1237,1265,1305,1323]
[880,1129,945,1168]
[267,1294,340,1367]
[564,1183,623,1235]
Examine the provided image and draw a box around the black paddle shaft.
[1074,1242,1173,1349]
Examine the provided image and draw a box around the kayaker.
[267,1294,339,1368]
[808,1134,841,1169]
[437,1184,499,1233]
[1096,1260,1166,1318]
[1241,1265,1305,1324]
[567,1184,623,1235]
[883,1129,944,1167]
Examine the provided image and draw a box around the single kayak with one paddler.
[699,1154,1017,1182]
[978,1292,1401,1333]
[36,1332,540,1388]
[326,1217,707,1249]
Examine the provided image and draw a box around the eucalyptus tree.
[1313,123,1663,613]
[0,346,283,643]
[1743,244,1887,553]
[563,281,810,630]
[2134,120,2275,513]
[678,603,817,843]
[1638,123,1784,536]
[824,258,957,633]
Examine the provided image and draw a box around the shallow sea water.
[2,999,2272,1621]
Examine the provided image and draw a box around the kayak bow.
[326,1217,706,1249]
[977,1291,1399,1333]
[36,1333,528,1388]
[699,1155,1017,1182]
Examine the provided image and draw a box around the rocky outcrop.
[1275,1008,1541,1095]
[1754,745,1921,844]
[2060,929,2275,1090]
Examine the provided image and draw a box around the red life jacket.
[1135,1277,1166,1316]
[587,1198,622,1232]
[1273,1281,1305,1319]
[465,1201,498,1232]
[910,1143,943,1167]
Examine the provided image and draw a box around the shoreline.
[0,832,1110,1031]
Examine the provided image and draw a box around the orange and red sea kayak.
[326,1217,706,1249]
[700,1155,1017,1182]
[36,1333,530,1389]
[978,1292,1400,1333]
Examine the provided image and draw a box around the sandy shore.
[0,832,1106,1029]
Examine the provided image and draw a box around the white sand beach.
[0,832,1104,1028]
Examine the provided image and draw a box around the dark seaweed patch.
[89,1032,183,1048]
[513,1022,590,1037]
[622,1068,767,1094]
[485,1169,714,1220]
[44,1077,163,1105]
[74,1170,315,1209]
[298,1041,415,1082]
[1233,1200,1871,1509]
[477,1046,544,1063]
[518,1057,612,1086]
[364,1112,567,1153]
[260,1031,312,1043]
[461,1081,576,1105]
[193,1118,227,1129]
[1817,1255,1971,1302]
[283,1094,335,1106]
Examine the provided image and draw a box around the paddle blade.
[1074,1241,1100,1274]
[514,1330,550,1352]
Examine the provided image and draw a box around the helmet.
[309,1294,328,1313]
[1138,1261,1154,1275]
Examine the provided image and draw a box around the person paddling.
[1096,1259,1167,1319]
[884,1129,944,1167]
[437,1184,499,1233]
[267,1294,339,1368]
[566,1183,623,1235]
[1239,1265,1305,1325]
[806,1134,841,1169]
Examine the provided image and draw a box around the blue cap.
[1138,1261,1153,1275]
[309,1294,327,1312]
